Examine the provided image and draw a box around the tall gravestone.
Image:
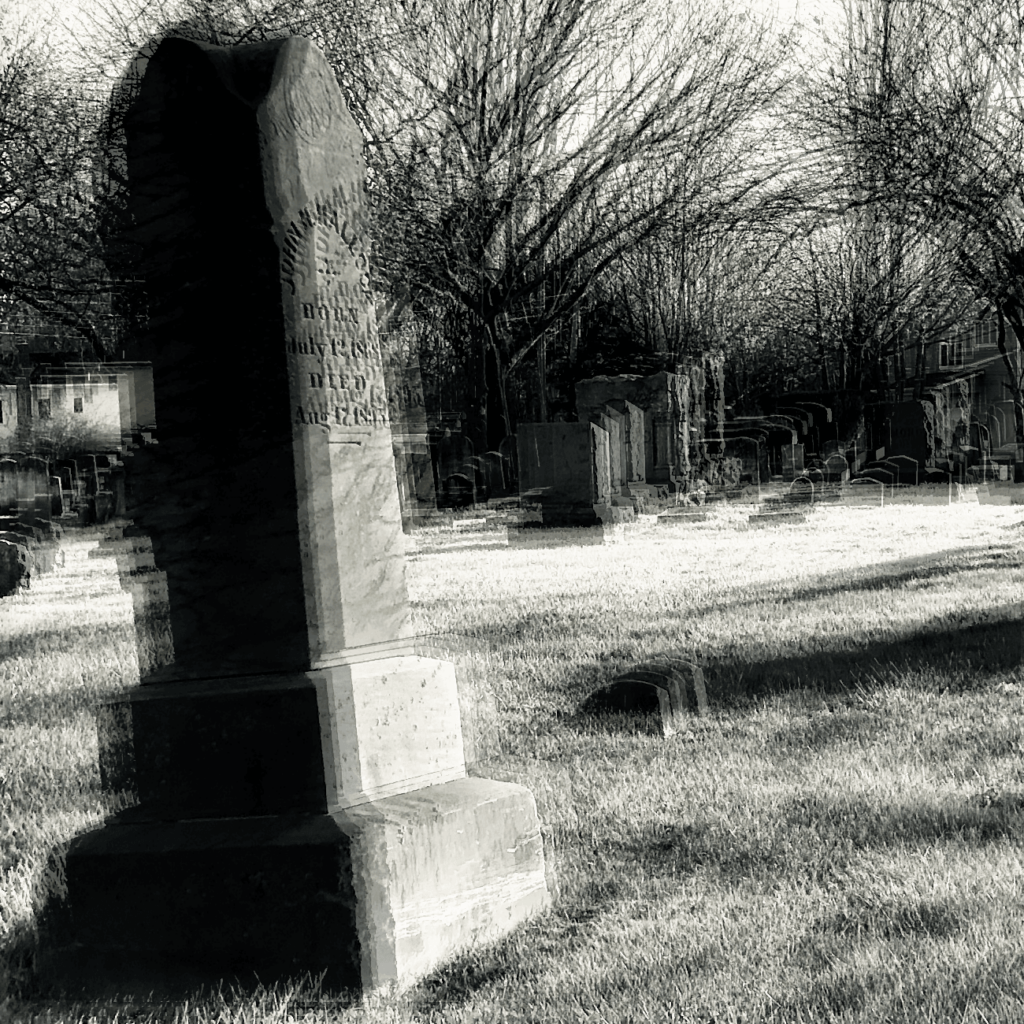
[48,36,548,996]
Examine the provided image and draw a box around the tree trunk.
[485,320,514,447]
[466,323,490,457]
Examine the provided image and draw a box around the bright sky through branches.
[10,0,841,70]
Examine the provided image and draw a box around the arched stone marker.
[47,35,549,996]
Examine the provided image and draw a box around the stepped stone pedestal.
[41,36,548,997]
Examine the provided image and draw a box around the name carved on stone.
[281,185,389,435]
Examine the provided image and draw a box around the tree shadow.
[682,544,1022,624]
[707,609,1022,708]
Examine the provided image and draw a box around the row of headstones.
[517,399,651,527]
[0,453,125,525]
[432,430,519,507]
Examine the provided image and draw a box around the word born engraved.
[302,302,360,325]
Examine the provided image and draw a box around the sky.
[8,0,843,70]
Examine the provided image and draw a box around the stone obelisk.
[45,36,549,996]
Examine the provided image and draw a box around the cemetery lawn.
[2,501,1023,1023]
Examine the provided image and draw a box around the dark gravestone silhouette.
[45,36,548,997]
[0,458,16,515]
[50,475,64,517]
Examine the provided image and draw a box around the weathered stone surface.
[599,404,628,490]
[591,421,611,506]
[590,411,621,494]
[576,373,685,486]
[123,36,411,681]
[44,779,548,997]
[618,400,646,482]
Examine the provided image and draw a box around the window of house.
[954,341,964,365]
[74,397,83,413]
[38,399,50,419]
[939,344,949,367]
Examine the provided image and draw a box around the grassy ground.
[1,502,1023,1022]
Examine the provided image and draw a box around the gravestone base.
[593,503,635,525]
[536,502,602,527]
[748,512,808,526]
[41,778,549,998]
[92,659,472,826]
[656,510,708,525]
[622,483,657,498]
[508,523,611,547]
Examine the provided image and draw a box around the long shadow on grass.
[483,544,1020,652]
[598,787,1024,891]
[0,621,137,728]
[0,621,132,661]
[559,609,1024,734]
[761,953,1024,1023]
[705,608,1023,706]
[704,545,1022,618]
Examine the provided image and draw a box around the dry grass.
[2,501,1023,1022]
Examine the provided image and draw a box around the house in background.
[0,345,156,455]
[884,317,1023,479]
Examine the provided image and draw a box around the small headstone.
[0,458,16,515]
[586,657,707,737]
[780,443,804,481]
[517,421,611,526]
[94,490,114,525]
[0,537,29,597]
[49,476,64,517]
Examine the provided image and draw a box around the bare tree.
[804,0,1024,464]
[70,0,796,448]
[0,5,119,354]
[360,0,795,448]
